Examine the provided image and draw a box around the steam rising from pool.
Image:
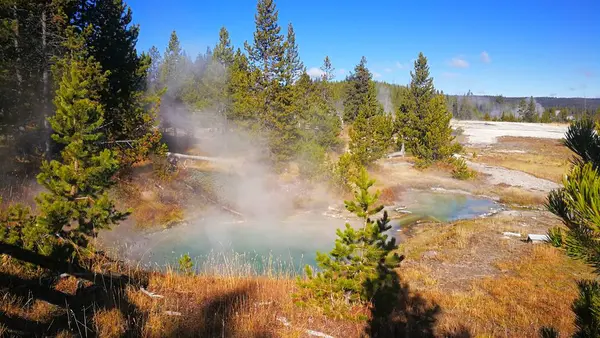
[102,190,499,275]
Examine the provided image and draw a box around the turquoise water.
[396,190,498,222]
[114,190,499,275]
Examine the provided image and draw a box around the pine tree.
[517,98,527,120]
[349,83,393,166]
[244,0,299,163]
[35,27,128,254]
[547,118,600,336]
[396,52,458,164]
[227,48,258,125]
[343,56,374,122]
[320,56,334,82]
[316,56,336,111]
[295,70,342,178]
[283,23,303,85]
[213,26,234,66]
[160,30,184,93]
[409,52,434,111]
[523,96,537,122]
[245,0,285,85]
[147,45,162,93]
[540,108,554,123]
[298,168,402,314]
[75,0,162,168]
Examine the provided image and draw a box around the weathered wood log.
[527,234,549,243]
[166,152,231,163]
[140,287,164,299]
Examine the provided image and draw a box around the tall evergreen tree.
[160,30,184,95]
[74,0,161,168]
[147,45,162,93]
[317,56,337,113]
[283,23,303,85]
[35,27,128,254]
[517,98,527,120]
[244,0,299,163]
[213,26,234,66]
[343,56,373,122]
[320,56,334,82]
[0,0,72,165]
[244,0,285,85]
[409,52,434,112]
[349,83,393,166]
[396,52,458,163]
[523,96,537,122]
[227,48,258,125]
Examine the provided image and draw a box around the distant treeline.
[366,84,600,122]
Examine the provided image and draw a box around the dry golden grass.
[133,200,184,228]
[493,186,548,207]
[419,245,593,337]
[94,309,127,338]
[379,186,399,205]
[397,214,594,337]
[0,208,590,337]
[469,137,571,183]
[0,239,591,338]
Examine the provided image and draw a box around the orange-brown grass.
[379,186,399,205]
[494,186,548,207]
[127,272,366,338]
[417,245,593,337]
[0,209,590,337]
[94,309,127,338]
[133,200,184,228]
[396,213,593,337]
[0,242,591,338]
[470,137,571,183]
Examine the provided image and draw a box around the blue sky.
[127,0,600,98]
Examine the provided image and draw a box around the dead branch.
[140,287,164,299]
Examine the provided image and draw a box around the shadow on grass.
[367,265,472,338]
[0,243,274,337]
[160,282,274,338]
[0,243,147,337]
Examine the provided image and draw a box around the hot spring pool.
[102,190,500,275]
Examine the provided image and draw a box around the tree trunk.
[41,8,50,156]
[12,4,22,93]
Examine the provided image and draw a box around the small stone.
[422,251,438,259]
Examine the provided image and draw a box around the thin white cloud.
[384,68,393,73]
[449,57,469,69]
[337,68,348,76]
[307,67,325,79]
[395,61,408,69]
[373,72,382,79]
[480,51,491,63]
[442,72,460,78]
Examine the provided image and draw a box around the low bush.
[451,157,476,180]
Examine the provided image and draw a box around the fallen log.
[140,287,164,299]
[166,152,232,163]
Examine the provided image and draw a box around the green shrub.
[297,141,327,181]
[178,253,194,276]
[330,152,360,192]
[546,227,563,247]
[451,157,476,180]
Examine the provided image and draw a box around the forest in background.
[3,0,600,337]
